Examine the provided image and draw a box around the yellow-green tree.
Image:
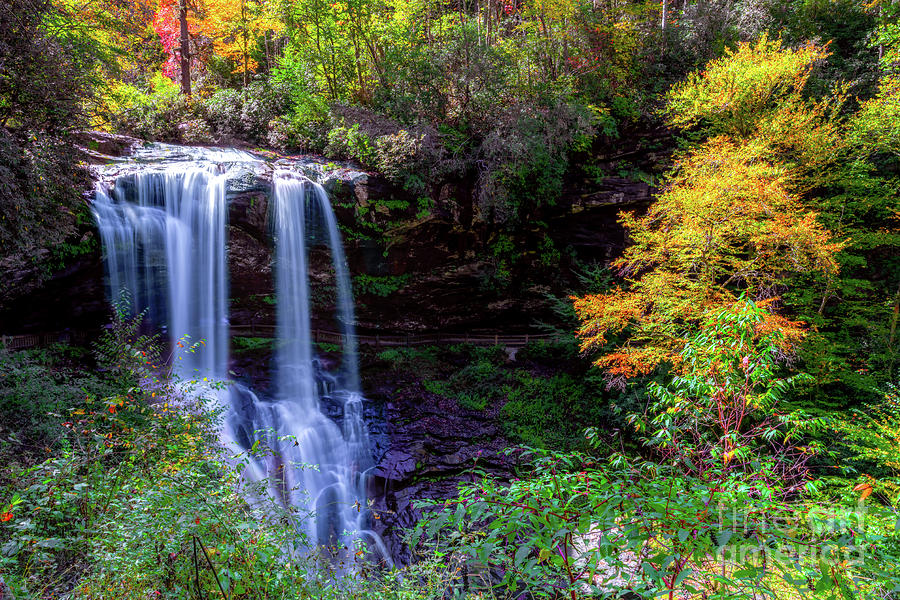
[574,37,845,384]
[198,0,283,88]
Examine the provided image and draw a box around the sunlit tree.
[575,37,844,384]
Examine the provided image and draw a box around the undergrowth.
[0,310,451,599]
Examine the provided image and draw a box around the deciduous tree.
[575,38,844,385]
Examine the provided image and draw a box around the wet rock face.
[73,131,143,163]
[361,364,517,566]
[0,249,108,333]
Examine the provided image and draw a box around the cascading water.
[229,173,382,561]
[91,146,385,565]
[92,164,231,378]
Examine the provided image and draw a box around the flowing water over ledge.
[91,144,388,564]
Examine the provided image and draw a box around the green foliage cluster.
[500,370,605,449]
[476,103,594,227]
[380,342,609,448]
[230,336,273,353]
[417,302,900,599]
[836,384,900,502]
[104,76,292,146]
[423,352,508,412]
[0,130,91,294]
[325,122,436,193]
[353,274,411,298]
[0,345,117,453]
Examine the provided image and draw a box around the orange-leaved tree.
[197,0,282,88]
[574,36,845,386]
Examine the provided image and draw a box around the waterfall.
[262,172,379,558]
[91,165,229,378]
[91,146,385,565]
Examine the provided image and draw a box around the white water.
[92,146,384,563]
[269,173,378,555]
[92,165,230,377]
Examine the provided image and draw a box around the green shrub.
[204,81,293,144]
[325,123,377,165]
[203,87,244,136]
[177,118,214,144]
[354,274,410,298]
[376,346,441,377]
[500,371,603,448]
[0,346,118,453]
[373,130,429,192]
[445,344,508,366]
[514,340,580,364]
[231,336,273,353]
[477,102,595,227]
[0,130,89,280]
[266,110,328,152]
[416,448,900,600]
[451,364,503,412]
[316,342,341,353]
[440,359,508,412]
[105,74,196,142]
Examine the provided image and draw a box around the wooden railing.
[2,327,565,352]
[229,325,564,348]
[1,330,92,351]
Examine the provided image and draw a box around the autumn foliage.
[575,38,845,383]
[153,0,199,80]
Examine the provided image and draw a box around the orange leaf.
[0,512,12,522]
[853,482,873,500]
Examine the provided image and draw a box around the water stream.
[91,146,384,563]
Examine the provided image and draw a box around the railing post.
[494,334,499,346]
[376,334,380,349]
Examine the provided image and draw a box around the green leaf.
[815,571,833,593]
[515,543,533,566]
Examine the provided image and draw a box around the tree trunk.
[178,0,191,96]
[242,0,249,92]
